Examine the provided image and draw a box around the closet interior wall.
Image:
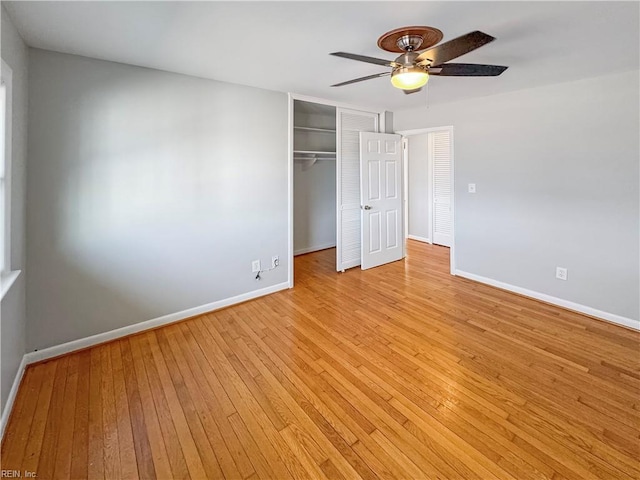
[293,101,337,256]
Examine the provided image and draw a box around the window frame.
[1,58,19,300]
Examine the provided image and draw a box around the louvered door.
[336,108,378,271]
[431,130,452,247]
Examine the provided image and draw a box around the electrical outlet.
[556,267,568,281]
[252,260,261,273]
[272,255,279,269]
[468,183,476,193]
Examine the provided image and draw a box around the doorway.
[400,126,455,274]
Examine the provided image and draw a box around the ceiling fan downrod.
[396,34,424,52]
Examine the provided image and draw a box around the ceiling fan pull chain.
[426,80,430,109]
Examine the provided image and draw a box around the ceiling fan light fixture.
[390,66,429,90]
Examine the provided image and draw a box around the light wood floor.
[2,241,639,479]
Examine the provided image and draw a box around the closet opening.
[293,100,337,265]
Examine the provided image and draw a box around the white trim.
[288,92,384,116]
[287,94,294,288]
[335,106,342,272]
[0,268,20,300]
[448,126,456,275]
[402,138,409,246]
[24,281,290,365]
[396,127,451,136]
[456,270,639,331]
[427,132,434,246]
[0,355,26,440]
[1,59,13,276]
[294,243,336,256]
[407,235,432,244]
[380,111,388,134]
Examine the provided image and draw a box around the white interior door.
[431,130,453,247]
[360,132,403,270]
[336,108,378,271]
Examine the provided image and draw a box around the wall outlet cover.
[556,267,568,281]
[252,260,261,273]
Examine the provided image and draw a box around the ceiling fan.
[330,26,508,94]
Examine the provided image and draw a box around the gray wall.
[294,160,336,254]
[395,69,640,322]
[28,49,289,351]
[406,133,430,241]
[1,7,28,411]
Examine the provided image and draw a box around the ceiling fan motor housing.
[393,51,429,74]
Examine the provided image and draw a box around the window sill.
[1,270,21,301]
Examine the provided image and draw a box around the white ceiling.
[5,1,639,111]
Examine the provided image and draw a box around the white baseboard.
[455,270,639,331]
[1,355,27,440]
[294,243,336,256]
[23,281,290,365]
[407,235,431,244]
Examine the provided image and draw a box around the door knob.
[363,205,372,210]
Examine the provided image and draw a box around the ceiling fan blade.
[430,63,508,76]
[331,72,391,87]
[416,31,495,66]
[330,52,396,67]
[403,88,422,95]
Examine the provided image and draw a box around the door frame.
[396,126,456,275]
[287,93,389,287]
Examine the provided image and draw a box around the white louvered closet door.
[431,130,452,247]
[336,108,379,271]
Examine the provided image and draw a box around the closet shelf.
[294,150,336,156]
[294,126,336,133]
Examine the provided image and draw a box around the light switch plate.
[468,183,476,193]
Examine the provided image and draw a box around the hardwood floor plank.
[227,321,376,480]
[127,336,174,478]
[88,347,104,480]
[132,334,190,479]
[143,333,207,480]
[70,350,92,480]
[280,425,329,480]
[120,339,156,480]
[152,329,223,479]
[19,360,57,474]
[109,341,140,480]
[186,321,305,480]
[36,356,69,478]
[99,345,121,480]
[52,354,79,479]
[169,324,243,479]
